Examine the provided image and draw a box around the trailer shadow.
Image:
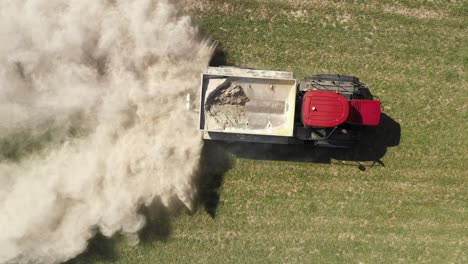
[197,141,233,218]
[215,113,400,170]
[137,142,234,236]
[209,45,233,67]
[65,233,119,264]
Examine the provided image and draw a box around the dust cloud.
[0,0,213,263]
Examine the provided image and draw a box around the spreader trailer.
[199,67,381,148]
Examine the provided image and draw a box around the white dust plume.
[0,0,213,263]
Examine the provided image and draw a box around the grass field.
[70,0,467,263]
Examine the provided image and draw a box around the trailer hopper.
[200,67,297,143]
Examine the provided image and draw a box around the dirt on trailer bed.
[205,81,250,127]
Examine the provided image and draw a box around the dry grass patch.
[258,0,351,9]
[383,5,448,20]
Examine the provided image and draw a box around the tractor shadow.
[215,113,400,171]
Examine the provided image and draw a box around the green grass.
[70,0,467,263]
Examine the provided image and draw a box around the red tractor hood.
[302,90,381,127]
[346,99,381,126]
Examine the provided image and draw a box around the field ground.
[70,0,467,263]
